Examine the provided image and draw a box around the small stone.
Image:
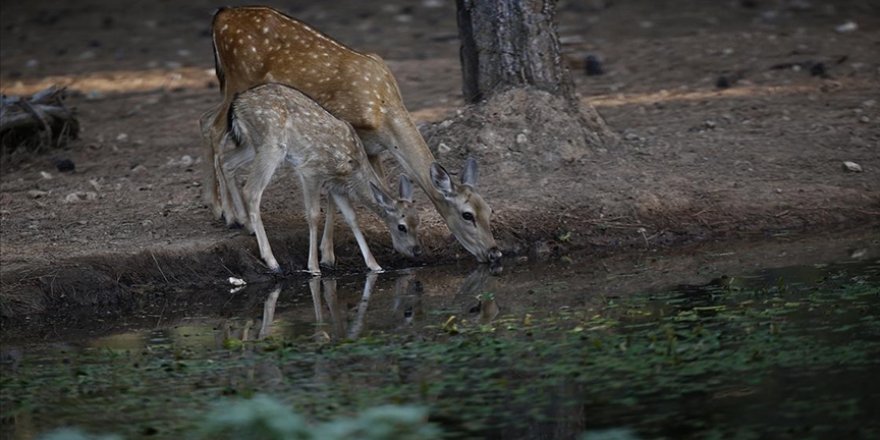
[40,171,53,180]
[584,55,603,76]
[63,192,98,203]
[131,164,148,174]
[834,21,858,33]
[27,190,48,199]
[704,120,717,129]
[54,158,75,172]
[116,133,128,142]
[623,132,641,141]
[858,116,870,123]
[516,133,528,144]
[228,277,247,286]
[437,142,451,154]
[842,161,863,172]
[26,59,39,68]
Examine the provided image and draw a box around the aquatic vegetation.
[3,258,879,439]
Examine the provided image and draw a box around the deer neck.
[379,111,449,210]
[349,165,394,223]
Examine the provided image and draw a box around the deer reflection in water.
[222,265,502,347]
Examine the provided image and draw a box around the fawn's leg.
[242,146,284,272]
[299,175,323,275]
[219,135,253,229]
[319,197,337,268]
[331,194,382,272]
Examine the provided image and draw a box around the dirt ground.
[1,0,878,317]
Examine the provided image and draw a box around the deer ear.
[461,157,479,188]
[430,162,455,197]
[398,175,414,202]
[370,182,396,212]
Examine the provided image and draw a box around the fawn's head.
[370,175,422,259]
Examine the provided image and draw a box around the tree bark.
[456,0,575,104]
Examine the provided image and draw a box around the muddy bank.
[2,221,878,340]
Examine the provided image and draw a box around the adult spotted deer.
[222,83,421,275]
[203,6,502,264]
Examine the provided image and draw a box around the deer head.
[370,175,422,259]
[430,158,502,264]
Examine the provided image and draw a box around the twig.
[150,251,169,283]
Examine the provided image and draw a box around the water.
[2,232,879,439]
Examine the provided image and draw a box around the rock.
[167,155,194,167]
[516,133,528,144]
[858,116,870,124]
[40,171,53,180]
[27,190,48,199]
[54,158,75,172]
[704,120,717,129]
[131,164,148,174]
[116,133,128,142]
[228,277,247,286]
[437,142,451,155]
[63,191,98,203]
[834,21,858,33]
[842,161,863,172]
[584,55,603,76]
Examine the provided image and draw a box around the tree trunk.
[456,0,575,104]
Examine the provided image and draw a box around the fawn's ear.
[461,157,479,188]
[398,175,414,203]
[370,182,396,212]
[430,162,455,198]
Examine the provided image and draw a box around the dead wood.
[0,86,79,155]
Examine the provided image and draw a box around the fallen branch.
[1,86,79,154]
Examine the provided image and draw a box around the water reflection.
[210,265,505,346]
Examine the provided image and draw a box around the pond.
[2,231,879,439]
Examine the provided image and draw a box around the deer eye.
[462,212,474,222]
[397,224,408,233]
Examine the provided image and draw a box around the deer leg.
[210,104,242,226]
[300,175,323,276]
[331,193,382,272]
[220,139,254,231]
[319,196,337,268]
[242,147,284,273]
[199,105,224,220]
